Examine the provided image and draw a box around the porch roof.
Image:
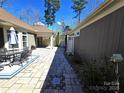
[32,25,53,33]
[0,8,35,33]
[32,25,53,37]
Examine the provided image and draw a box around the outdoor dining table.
[0,51,23,62]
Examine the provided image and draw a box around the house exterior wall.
[42,38,50,46]
[74,7,124,92]
[74,7,124,61]
[37,32,52,47]
[1,26,36,50]
[28,33,36,49]
[37,37,50,47]
[71,0,124,35]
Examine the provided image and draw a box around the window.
[22,32,28,47]
[7,30,19,48]
[77,32,80,36]
[74,31,80,37]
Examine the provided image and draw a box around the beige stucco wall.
[37,32,52,47]
[1,25,36,50]
[3,26,24,50]
[28,34,36,49]
[42,38,50,46]
[37,32,52,37]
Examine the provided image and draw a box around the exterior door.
[37,37,43,47]
[0,28,4,48]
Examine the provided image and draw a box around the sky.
[5,0,105,32]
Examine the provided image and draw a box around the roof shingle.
[32,25,53,33]
[0,7,35,32]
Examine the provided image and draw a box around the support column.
[3,27,9,49]
[50,35,53,49]
[18,32,23,49]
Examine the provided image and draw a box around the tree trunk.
[78,11,81,23]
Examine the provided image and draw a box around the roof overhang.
[69,0,124,35]
[0,19,35,33]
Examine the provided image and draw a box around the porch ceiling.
[0,20,13,26]
[37,32,52,37]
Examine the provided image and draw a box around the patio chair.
[10,52,25,66]
[10,49,31,66]
[23,47,32,59]
[26,49,32,58]
[0,48,11,62]
[0,57,11,69]
[0,48,7,52]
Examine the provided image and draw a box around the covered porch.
[37,32,53,48]
[32,25,53,48]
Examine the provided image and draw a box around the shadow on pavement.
[40,47,83,93]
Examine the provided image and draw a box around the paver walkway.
[0,47,83,93]
[41,47,84,93]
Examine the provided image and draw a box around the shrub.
[31,45,36,50]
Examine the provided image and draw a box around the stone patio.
[0,47,84,93]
